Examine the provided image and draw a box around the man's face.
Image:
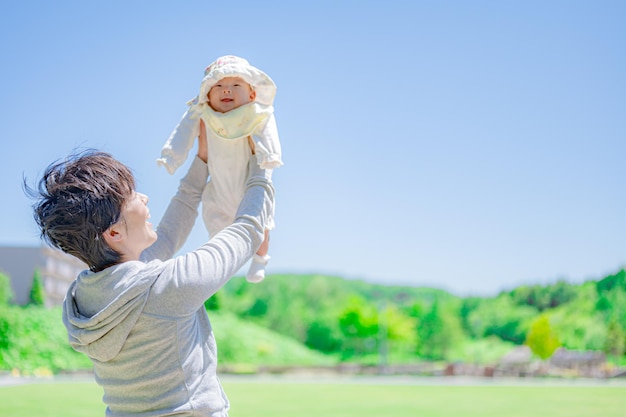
[114,191,157,259]
[207,77,256,113]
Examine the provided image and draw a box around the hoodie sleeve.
[145,156,275,316]
[157,106,201,174]
[141,155,208,262]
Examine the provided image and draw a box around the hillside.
[0,306,332,375]
[213,271,626,363]
[210,311,335,368]
[1,270,625,375]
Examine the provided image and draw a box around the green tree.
[459,297,481,334]
[548,280,577,308]
[29,269,45,306]
[465,295,535,343]
[0,272,13,305]
[510,281,576,311]
[338,295,378,358]
[417,301,443,358]
[604,316,626,359]
[526,314,560,359]
[596,269,626,293]
[548,286,607,351]
[0,306,10,352]
[381,303,418,355]
[305,316,342,353]
[417,300,463,360]
[204,291,220,311]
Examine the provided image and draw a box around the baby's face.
[207,77,256,113]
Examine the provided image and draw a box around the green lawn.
[1,377,625,417]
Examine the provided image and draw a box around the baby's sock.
[246,254,270,283]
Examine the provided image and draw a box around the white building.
[0,245,85,306]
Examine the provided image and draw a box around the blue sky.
[1,1,624,296]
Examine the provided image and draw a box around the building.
[0,245,85,306]
[40,246,87,306]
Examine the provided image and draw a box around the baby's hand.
[197,120,208,163]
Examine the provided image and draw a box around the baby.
[158,55,282,282]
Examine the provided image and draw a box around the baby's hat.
[198,55,276,106]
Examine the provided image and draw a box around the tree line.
[209,270,626,364]
[1,268,625,374]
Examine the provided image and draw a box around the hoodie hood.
[62,261,161,362]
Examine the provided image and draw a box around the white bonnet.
[197,55,276,107]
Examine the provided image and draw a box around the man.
[27,133,274,416]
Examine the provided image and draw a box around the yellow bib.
[199,102,273,140]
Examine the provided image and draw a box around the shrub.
[0,272,13,305]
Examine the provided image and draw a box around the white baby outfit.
[158,56,282,281]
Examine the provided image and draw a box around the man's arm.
[150,154,275,315]
[141,126,209,262]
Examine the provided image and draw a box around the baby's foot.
[246,254,270,283]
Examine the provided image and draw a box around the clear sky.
[1,1,624,296]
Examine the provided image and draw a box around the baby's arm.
[157,106,201,174]
[252,113,283,169]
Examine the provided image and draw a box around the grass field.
[1,376,625,417]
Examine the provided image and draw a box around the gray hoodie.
[63,156,274,416]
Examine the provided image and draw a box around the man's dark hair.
[25,150,135,272]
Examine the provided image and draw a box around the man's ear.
[249,90,257,101]
[102,225,123,246]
